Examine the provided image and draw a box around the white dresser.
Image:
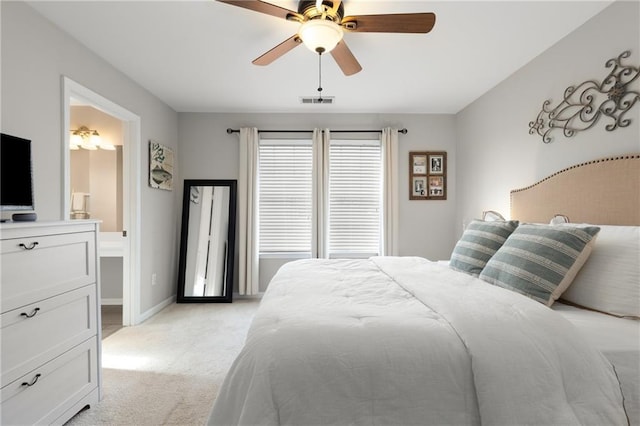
[0,221,102,425]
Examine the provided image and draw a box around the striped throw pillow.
[449,220,520,276]
[478,224,600,306]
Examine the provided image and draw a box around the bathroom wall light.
[70,126,115,150]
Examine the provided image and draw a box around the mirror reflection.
[177,180,236,302]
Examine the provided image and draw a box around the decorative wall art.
[149,141,174,190]
[409,151,447,200]
[529,50,639,143]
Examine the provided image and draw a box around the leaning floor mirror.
[177,179,237,303]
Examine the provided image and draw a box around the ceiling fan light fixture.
[298,19,343,53]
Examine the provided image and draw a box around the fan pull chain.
[317,50,324,103]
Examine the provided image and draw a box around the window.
[258,137,382,258]
[258,140,312,254]
[329,140,381,257]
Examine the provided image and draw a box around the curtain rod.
[226,128,408,135]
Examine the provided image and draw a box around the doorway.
[63,76,142,326]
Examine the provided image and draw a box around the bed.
[209,154,640,426]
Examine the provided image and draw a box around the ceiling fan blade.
[330,0,342,15]
[217,0,304,22]
[252,34,302,66]
[330,40,362,76]
[342,13,436,33]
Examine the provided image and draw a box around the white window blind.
[258,140,313,254]
[329,140,382,257]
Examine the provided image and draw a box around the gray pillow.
[479,224,600,306]
[449,219,520,276]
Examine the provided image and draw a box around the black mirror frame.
[176,179,237,303]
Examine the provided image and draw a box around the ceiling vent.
[300,96,335,104]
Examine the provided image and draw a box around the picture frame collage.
[409,151,447,200]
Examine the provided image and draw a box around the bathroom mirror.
[177,179,237,303]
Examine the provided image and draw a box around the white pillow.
[560,225,640,318]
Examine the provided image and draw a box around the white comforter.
[209,257,627,425]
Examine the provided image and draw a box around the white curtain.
[312,128,330,258]
[238,127,260,295]
[381,127,399,256]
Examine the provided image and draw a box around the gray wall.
[101,257,124,300]
[178,113,458,290]
[4,0,638,301]
[455,1,640,231]
[1,2,180,317]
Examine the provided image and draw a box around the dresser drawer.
[1,231,96,312]
[1,337,98,426]
[1,285,97,386]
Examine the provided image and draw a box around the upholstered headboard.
[510,154,640,226]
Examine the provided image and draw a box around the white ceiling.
[27,1,613,114]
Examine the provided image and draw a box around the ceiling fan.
[217,0,436,76]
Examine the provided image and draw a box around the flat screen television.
[1,133,36,220]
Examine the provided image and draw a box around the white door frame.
[62,76,141,326]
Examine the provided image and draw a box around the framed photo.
[428,176,444,197]
[429,155,444,174]
[412,177,427,197]
[149,141,174,191]
[409,151,447,200]
[412,154,427,174]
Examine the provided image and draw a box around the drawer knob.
[20,307,40,318]
[21,373,41,387]
[18,241,39,250]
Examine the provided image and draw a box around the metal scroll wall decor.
[529,50,639,143]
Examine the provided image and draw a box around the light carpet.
[66,300,260,425]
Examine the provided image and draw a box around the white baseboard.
[137,294,176,324]
[101,298,123,305]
